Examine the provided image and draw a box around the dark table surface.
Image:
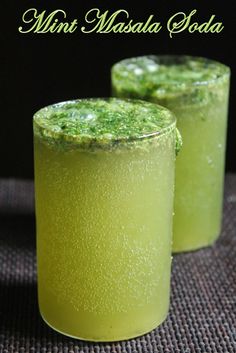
[0,175,236,353]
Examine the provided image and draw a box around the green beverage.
[33,98,178,341]
[112,55,230,252]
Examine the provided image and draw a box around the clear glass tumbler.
[112,56,230,252]
[33,98,178,341]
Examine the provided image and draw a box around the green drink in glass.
[33,98,179,341]
[112,56,230,252]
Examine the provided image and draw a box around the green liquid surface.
[112,55,229,106]
[33,98,175,151]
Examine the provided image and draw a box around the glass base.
[40,310,168,342]
[172,236,219,253]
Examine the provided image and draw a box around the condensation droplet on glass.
[207,156,213,165]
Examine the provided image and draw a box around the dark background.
[1,0,235,179]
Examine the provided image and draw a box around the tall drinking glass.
[112,56,230,252]
[33,98,178,341]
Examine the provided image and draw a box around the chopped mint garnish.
[112,56,230,108]
[33,98,178,152]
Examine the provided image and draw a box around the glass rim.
[33,97,177,148]
[112,54,230,87]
